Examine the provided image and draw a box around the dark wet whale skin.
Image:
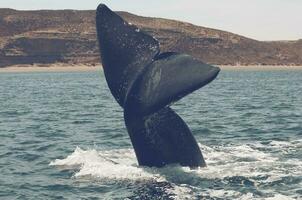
[96,4,220,167]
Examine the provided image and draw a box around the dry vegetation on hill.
[0,9,301,67]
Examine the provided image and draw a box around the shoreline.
[0,64,102,73]
[0,64,301,73]
[219,65,302,71]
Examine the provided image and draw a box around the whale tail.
[96,4,220,167]
[124,107,207,167]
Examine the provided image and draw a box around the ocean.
[0,69,301,199]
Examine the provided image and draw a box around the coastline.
[0,64,302,73]
[218,65,302,71]
[0,64,102,73]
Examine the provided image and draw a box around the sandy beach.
[219,65,302,71]
[0,64,302,73]
[0,64,102,73]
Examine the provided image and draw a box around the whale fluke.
[96,4,220,167]
[96,4,159,107]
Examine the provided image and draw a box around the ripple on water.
[0,70,301,199]
[50,138,302,199]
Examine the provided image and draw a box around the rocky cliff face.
[0,9,301,67]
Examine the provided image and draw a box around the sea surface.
[0,69,301,199]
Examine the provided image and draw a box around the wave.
[50,140,302,199]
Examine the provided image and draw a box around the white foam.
[265,194,296,200]
[50,139,302,199]
[50,147,159,181]
[206,190,252,199]
[196,143,281,180]
[50,147,103,167]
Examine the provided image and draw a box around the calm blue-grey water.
[0,69,301,199]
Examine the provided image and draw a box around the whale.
[96,4,220,168]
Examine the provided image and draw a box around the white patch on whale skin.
[145,67,162,100]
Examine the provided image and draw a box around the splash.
[50,147,159,181]
[50,140,302,199]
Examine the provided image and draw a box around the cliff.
[0,8,301,67]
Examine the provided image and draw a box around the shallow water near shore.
[0,70,301,199]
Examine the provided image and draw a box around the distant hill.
[0,8,301,67]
